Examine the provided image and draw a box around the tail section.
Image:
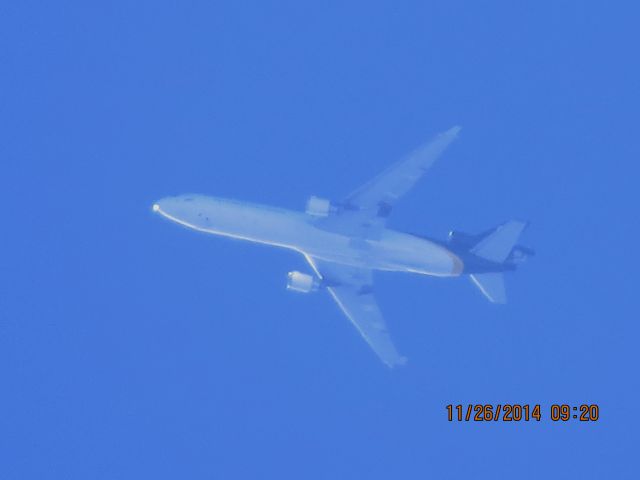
[467,221,530,303]
[470,220,529,263]
[470,273,506,304]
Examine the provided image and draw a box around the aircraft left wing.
[305,255,407,367]
[344,126,461,216]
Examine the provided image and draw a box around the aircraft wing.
[342,126,461,222]
[305,255,407,367]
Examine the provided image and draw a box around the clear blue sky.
[1,1,638,478]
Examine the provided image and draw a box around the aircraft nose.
[151,196,176,215]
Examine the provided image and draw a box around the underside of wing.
[345,126,461,215]
[305,256,407,368]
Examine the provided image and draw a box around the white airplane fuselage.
[154,194,463,277]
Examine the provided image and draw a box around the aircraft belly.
[154,196,462,276]
[300,230,463,277]
[370,232,464,276]
[159,199,315,250]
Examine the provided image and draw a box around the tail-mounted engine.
[507,245,535,264]
[306,196,337,217]
[287,271,320,293]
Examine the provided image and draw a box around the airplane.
[152,127,533,367]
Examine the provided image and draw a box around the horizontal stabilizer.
[470,221,528,263]
[470,273,506,304]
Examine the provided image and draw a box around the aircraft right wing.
[305,255,407,368]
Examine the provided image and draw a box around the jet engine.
[507,245,536,264]
[287,271,319,293]
[305,196,336,217]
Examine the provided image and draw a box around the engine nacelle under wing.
[287,271,320,293]
[306,196,336,217]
